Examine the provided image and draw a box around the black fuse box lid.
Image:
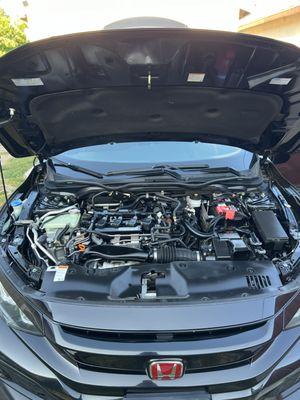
[252,210,289,251]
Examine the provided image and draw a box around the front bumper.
[0,376,300,400]
[0,318,299,400]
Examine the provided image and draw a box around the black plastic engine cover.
[40,260,282,301]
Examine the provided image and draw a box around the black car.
[0,24,299,400]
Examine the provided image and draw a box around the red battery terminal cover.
[215,204,236,220]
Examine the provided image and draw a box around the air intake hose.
[85,246,201,263]
[151,246,201,263]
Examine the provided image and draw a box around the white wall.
[3,0,240,41]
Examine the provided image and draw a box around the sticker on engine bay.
[187,72,205,82]
[269,77,292,85]
[47,265,69,282]
[11,77,44,86]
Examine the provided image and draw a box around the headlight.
[0,281,40,334]
[285,309,300,329]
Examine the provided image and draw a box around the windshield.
[55,142,254,172]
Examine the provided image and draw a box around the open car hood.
[0,28,300,158]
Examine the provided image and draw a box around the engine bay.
[3,183,299,301]
[33,190,292,263]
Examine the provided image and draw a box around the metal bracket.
[147,70,152,90]
[0,108,15,127]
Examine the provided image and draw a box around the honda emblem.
[147,359,185,380]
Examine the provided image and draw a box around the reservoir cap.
[11,199,22,207]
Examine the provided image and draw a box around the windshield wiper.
[51,159,104,180]
[106,165,187,180]
[51,161,241,183]
[106,164,209,175]
[106,164,241,178]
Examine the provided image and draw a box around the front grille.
[59,322,268,374]
[61,321,266,343]
[66,346,260,373]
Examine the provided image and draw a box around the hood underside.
[0,28,300,157]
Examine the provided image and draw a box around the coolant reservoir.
[42,209,80,240]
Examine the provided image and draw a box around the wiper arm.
[51,160,240,183]
[155,164,241,176]
[52,159,104,180]
[106,164,240,178]
[106,163,210,175]
[152,163,209,169]
[106,166,184,180]
[51,161,206,182]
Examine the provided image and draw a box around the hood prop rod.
[0,109,15,221]
[0,155,11,220]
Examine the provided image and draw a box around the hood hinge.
[37,156,48,167]
[261,151,272,165]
